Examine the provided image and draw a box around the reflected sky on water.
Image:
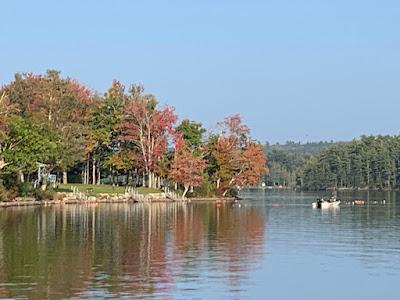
[0,190,399,299]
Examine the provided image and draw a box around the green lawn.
[57,184,161,195]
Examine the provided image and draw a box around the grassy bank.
[58,184,161,195]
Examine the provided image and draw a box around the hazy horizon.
[2,0,399,143]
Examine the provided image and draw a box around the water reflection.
[1,190,400,299]
[0,202,266,299]
[242,189,400,270]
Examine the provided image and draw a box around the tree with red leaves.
[235,143,267,187]
[170,148,206,199]
[120,85,177,188]
[0,71,267,197]
[0,70,95,184]
[0,92,17,170]
[212,115,267,196]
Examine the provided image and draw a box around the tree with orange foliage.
[212,115,267,196]
[0,92,17,170]
[170,147,206,199]
[235,143,267,187]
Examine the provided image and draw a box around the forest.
[265,136,400,190]
[0,70,266,200]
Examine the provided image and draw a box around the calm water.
[0,190,399,299]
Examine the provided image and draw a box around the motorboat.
[312,197,340,209]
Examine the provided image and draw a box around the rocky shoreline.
[0,193,238,208]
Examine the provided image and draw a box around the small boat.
[354,199,366,205]
[312,197,340,209]
[320,200,340,209]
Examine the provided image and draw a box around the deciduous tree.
[170,149,206,199]
[120,85,177,188]
[211,115,267,196]
[0,70,95,184]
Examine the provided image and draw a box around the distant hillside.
[264,141,336,155]
[265,136,400,191]
[264,141,337,187]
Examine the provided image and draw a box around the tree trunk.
[63,171,68,184]
[142,172,146,187]
[0,159,7,170]
[92,157,96,185]
[148,172,152,188]
[18,171,25,183]
[86,157,90,184]
[157,176,161,189]
[40,171,48,191]
[182,185,189,199]
[97,160,101,185]
[82,168,85,184]
[41,181,47,191]
[152,173,156,188]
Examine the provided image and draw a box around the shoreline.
[264,186,400,192]
[0,195,238,208]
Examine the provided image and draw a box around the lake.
[0,190,399,299]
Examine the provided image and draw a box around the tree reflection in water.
[0,202,266,299]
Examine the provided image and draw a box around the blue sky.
[1,0,399,143]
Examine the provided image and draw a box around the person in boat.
[330,189,337,202]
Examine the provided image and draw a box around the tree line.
[265,136,400,190]
[0,70,266,199]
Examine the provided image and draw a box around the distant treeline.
[264,140,335,155]
[264,141,335,188]
[265,136,400,190]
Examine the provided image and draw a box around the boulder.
[14,197,36,202]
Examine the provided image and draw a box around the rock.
[63,196,77,202]
[64,193,76,199]
[97,193,110,200]
[14,197,36,202]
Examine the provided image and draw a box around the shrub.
[17,182,34,197]
[32,189,55,201]
[0,182,7,201]
[191,173,217,198]
[4,188,18,201]
[227,188,239,197]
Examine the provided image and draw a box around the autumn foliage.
[170,148,206,199]
[212,115,267,196]
[0,70,267,198]
[120,86,177,188]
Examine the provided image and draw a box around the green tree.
[176,119,206,153]
[3,116,60,189]
[86,81,126,185]
[0,70,95,184]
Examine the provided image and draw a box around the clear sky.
[1,0,399,143]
